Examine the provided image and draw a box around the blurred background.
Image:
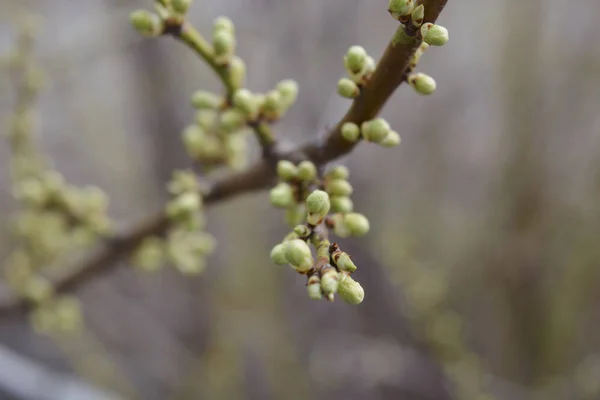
[1,0,600,399]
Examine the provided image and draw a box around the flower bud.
[420,23,449,46]
[270,183,294,208]
[344,46,368,75]
[213,30,236,65]
[326,179,353,197]
[172,0,192,14]
[213,16,235,35]
[195,110,217,130]
[320,267,339,295]
[219,109,246,133]
[306,190,331,220]
[276,79,299,109]
[330,196,354,213]
[297,161,317,181]
[341,122,360,142]
[361,118,391,143]
[411,4,425,27]
[130,10,162,37]
[337,78,359,98]
[325,166,350,180]
[23,277,55,304]
[191,90,222,110]
[132,237,165,272]
[333,252,357,273]
[232,89,259,119]
[388,0,414,19]
[284,239,313,272]
[228,56,246,89]
[293,224,311,238]
[344,212,370,236]
[277,160,298,181]
[408,72,436,95]
[381,131,401,148]
[270,243,288,265]
[166,192,201,219]
[261,90,283,120]
[307,275,323,300]
[338,274,364,304]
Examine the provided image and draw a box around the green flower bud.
[285,205,306,226]
[344,45,368,75]
[333,251,357,273]
[337,78,359,98]
[306,190,331,224]
[213,16,235,35]
[380,130,401,147]
[325,165,350,180]
[338,274,364,304]
[172,0,192,14]
[168,170,200,195]
[191,91,222,110]
[411,4,425,27]
[195,110,217,130]
[270,243,288,265]
[388,0,414,19]
[408,72,437,95]
[261,90,283,120]
[129,10,162,37]
[326,179,353,197]
[166,192,201,219]
[361,118,391,143]
[219,109,246,133]
[307,275,323,300]
[330,196,354,213]
[297,161,317,181]
[293,224,311,238]
[320,267,339,295]
[284,239,313,272]
[232,89,259,119]
[213,30,236,65]
[132,237,165,272]
[344,212,370,236]
[270,183,294,208]
[23,277,54,304]
[228,56,246,89]
[341,122,360,142]
[277,160,298,181]
[420,23,449,46]
[276,79,299,108]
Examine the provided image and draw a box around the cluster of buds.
[131,170,216,274]
[337,46,375,99]
[269,163,368,304]
[341,117,401,148]
[387,0,449,96]
[129,0,194,37]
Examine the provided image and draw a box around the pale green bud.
[297,161,317,181]
[130,10,162,37]
[341,122,360,142]
[320,268,339,295]
[213,30,236,64]
[388,0,414,19]
[182,125,206,155]
[411,4,425,27]
[306,190,330,219]
[337,78,359,98]
[277,160,298,181]
[330,196,354,213]
[228,56,246,89]
[285,205,306,226]
[408,72,437,95]
[213,16,235,35]
[195,110,217,130]
[293,225,311,238]
[326,179,353,197]
[338,274,365,304]
[23,277,54,304]
[219,109,246,133]
[284,239,313,272]
[132,237,165,272]
[270,243,288,265]
[333,251,357,273]
[276,79,299,108]
[307,275,323,300]
[344,212,370,236]
[325,165,350,180]
[14,178,47,207]
[270,183,294,208]
[361,118,391,143]
[166,192,201,219]
[420,23,449,46]
[261,90,283,120]
[344,46,368,75]
[172,0,192,14]
[168,170,199,195]
[381,131,401,147]
[191,91,222,110]
[232,89,259,119]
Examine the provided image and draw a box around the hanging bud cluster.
[337,46,375,99]
[341,118,401,148]
[387,0,448,96]
[269,164,368,304]
[131,170,216,275]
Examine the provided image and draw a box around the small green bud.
[380,131,401,148]
[130,10,162,37]
[420,23,449,46]
[277,160,298,181]
[326,179,353,197]
[306,190,331,224]
[228,56,246,89]
[325,165,350,180]
[408,72,437,95]
[361,118,391,143]
[293,224,311,238]
[23,277,54,304]
[297,161,317,181]
[276,79,299,108]
[411,4,425,27]
[191,91,222,110]
[213,16,235,35]
[333,251,357,273]
[337,78,359,98]
[195,110,217,130]
[307,275,323,300]
[330,196,354,213]
[270,243,288,265]
[172,0,192,14]
[338,274,365,304]
[344,46,368,75]
[320,267,339,295]
[285,205,306,226]
[270,183,294,208]
[344,212,370,236]
[168,170,200,195]
[219,109,246,133]
[350,56,376,83]
[213,30,236,65]
[261,90,283,120]
[132,237,165,272]
[388,0,414,19]
[284,239,313,272]
[232,89,259,119]
[341,122,360,142]
[166,192,201,219]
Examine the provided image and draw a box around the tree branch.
[0,0,449,315]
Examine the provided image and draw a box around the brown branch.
[0,0,449,315]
